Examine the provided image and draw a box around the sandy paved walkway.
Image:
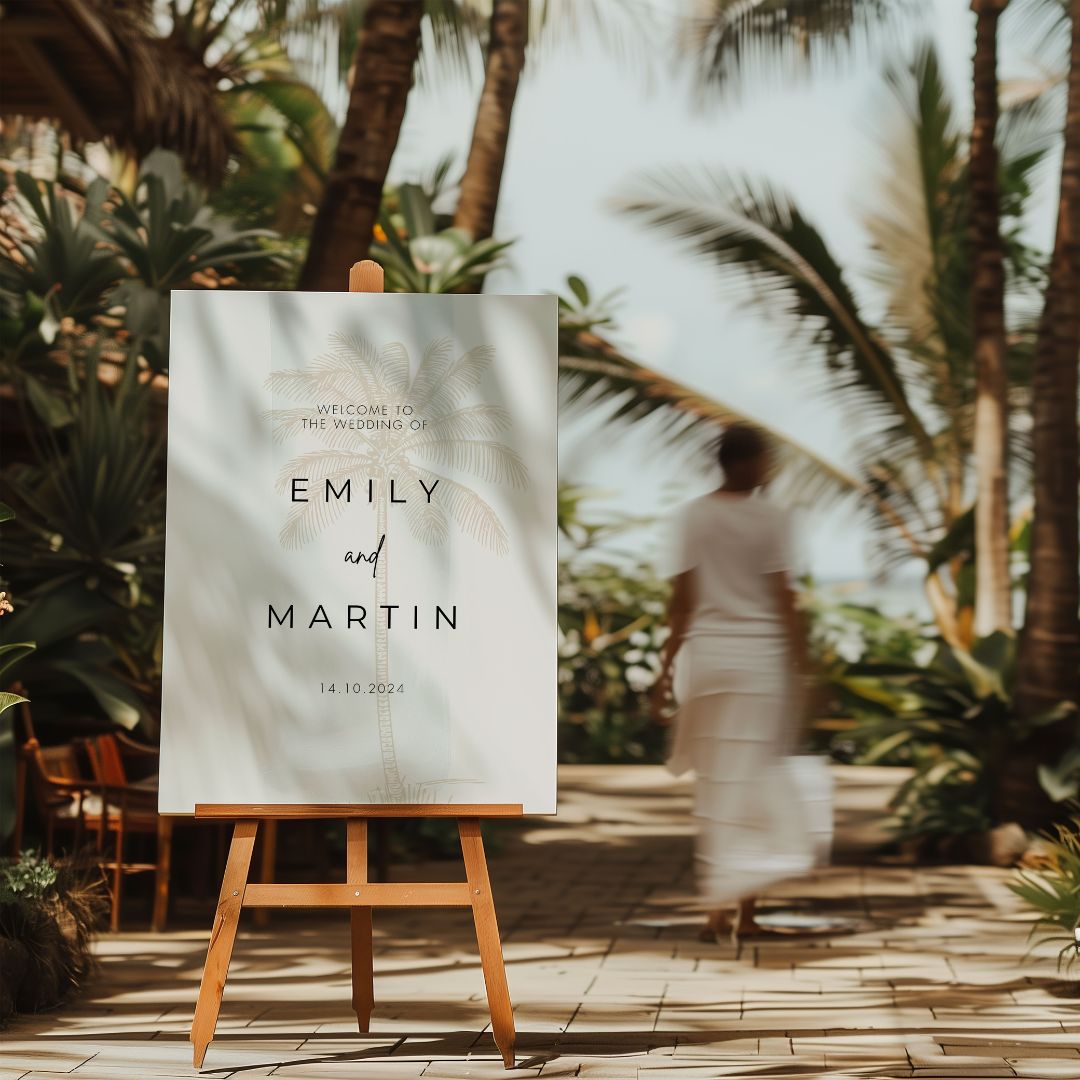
[3,766,1077,1079]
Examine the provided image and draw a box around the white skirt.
[667,635,822,906]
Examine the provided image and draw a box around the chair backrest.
[85,734,127,786]
[23,738,86,813]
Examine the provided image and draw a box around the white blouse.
[670,492,794,640]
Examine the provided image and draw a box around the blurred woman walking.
[653,423,823,940]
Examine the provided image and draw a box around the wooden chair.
[82,732,171,932]
[13,736,95,856]
[11,698,169,932]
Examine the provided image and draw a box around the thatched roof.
[0,0,234,183]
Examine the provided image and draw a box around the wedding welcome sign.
[159,291,557,814]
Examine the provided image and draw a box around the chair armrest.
[114,731,160,758]
[95,781,159,809]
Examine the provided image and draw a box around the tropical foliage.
[373,184,513,294]
[1010,811,1080,969]
[557,487,670,765]
[602,45,1051,645]
[833,633,1080,842]
[0,151,283,742]
[0,851,107,1020]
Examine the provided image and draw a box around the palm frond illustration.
[266,333,527,801]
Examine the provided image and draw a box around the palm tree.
[453,0,529,244]
[299,2,425,290]
[1015,0,1080,720]
[74,0,337,189]
[569,46,1049,642]
[681,0,917,89]
[969,0,1013,636]
[267,333,526,801]
[447,0,656,286]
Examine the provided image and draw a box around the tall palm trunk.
[299,1,423,291]
[1015,0,1080,721]
[970,0,1013,637]
[375,480,404,801]
[453,0,528,246]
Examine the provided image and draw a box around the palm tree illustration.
[266,333,527,801]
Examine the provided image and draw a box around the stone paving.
[2,765,1078,1079]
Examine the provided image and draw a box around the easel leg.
[191,820,258,1068]
[459,818,515,1069]
[152,815,173,932]
[346,819,375,1031]
[253,818,278,929]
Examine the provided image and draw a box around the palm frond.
[680,0,919,91]
[862,42,971,451]
[273,449,375,495]
[273,449,377,549]
[277,486,351,550]
[403,404,511,446]
[528,0,659,72]
[417,344,495,413]
[409,466,509,555]
[400,478,451,546]
[374,341,413,394]
[558,332,862,510]
[409,439,528,487]
[616,166,935,462]
[408,337,455,405]
[326,334,395,399]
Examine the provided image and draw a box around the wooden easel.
[188,261,520,1071]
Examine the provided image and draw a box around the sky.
[386,0,1060,605]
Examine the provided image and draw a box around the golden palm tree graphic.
[266,333,527,802]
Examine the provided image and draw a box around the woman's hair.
[715,422,770,471]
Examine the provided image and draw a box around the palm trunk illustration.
[269,335,526,802]
[374,475,404,800]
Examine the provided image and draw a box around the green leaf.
[0,692,27,717]
[50,660,143,730]
[0,641,36,680]
[24,374,74,428]
[567,274,590,306]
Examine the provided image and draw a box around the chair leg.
[152,816,173,932]
[11,756,26,857]
[111,819,124,933]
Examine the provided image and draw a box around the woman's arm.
[651,570,694,721]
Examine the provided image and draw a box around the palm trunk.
[299,1,423,291]
[375,482,404,801]
[1015,0,1080,720]
[1010,0,1080,825]
[969,0,1013,638]
[453,0,528,246]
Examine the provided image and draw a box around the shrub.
[1010,812,1080,971]
[0,852,107,1021]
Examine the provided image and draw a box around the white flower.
[625,665,655,692]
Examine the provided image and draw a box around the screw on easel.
[232,890,239,896]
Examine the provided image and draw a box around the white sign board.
[160,291,557,814]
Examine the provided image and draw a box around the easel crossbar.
[243,882,473,907]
